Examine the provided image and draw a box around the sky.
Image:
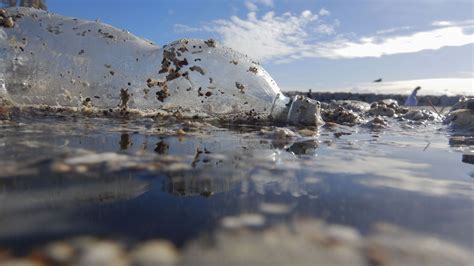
[43,0,474,95]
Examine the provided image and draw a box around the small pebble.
[272,127,299,139]
[130,240,179,266]
[2,17,14,28]
[221,213,265,229]
[259,202,292,215]
[74,240,127,266]
[43,241,75,264]
[50,162,71,173]
[298,128,316,136]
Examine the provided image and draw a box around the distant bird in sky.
[373,78,382,83]
[405,86,421,106]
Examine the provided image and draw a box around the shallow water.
[0,113,473,258]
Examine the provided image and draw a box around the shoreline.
[285,91,466,106]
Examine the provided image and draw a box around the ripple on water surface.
[0,113,472,265]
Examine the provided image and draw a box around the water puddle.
[0,112,472,265]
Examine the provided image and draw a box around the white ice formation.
[0,7,323,125]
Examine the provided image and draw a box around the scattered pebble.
[64,152,129,165]
[259,202,292,215]
[73,240,127,266]
[130,240,179,266]
[271,127,299,140]
[0,258,42,266]
[43,241,75,264]
[0,219,471,266]
[221,213,265,229]
[297,128,317,136]
[1,16,14,28]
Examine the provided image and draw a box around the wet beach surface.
[0,111,473,265]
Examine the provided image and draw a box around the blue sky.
[45,0,474,95]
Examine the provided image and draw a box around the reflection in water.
[462,154,474,164]
[0,174,149,238]
[155,140,169,154]
[119,133,132,150]
[0,116,473,252]
[287,140,319,155]
[449,136,474,147]
[166,171,240,197]
[448,136,474,164]
[313,152,474,199]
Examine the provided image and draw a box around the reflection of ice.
[250,167,319,197]
[165,170,242,197]
[0,175,149,238]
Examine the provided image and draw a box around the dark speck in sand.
[156,84,170,102]
[235,82,245,94]
[118,88,130,108]
[248,66,258,74]
[204,39,216,48]
[190,66,205,75]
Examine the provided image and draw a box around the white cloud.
[376,26,411,35]
[258,0,274,7]
[175,10,474,63]
[313,153,474,199]
[283,78,474,96]
[302,10,317,20]
[326,25,474,59]
[319,8,330,16]
[314,19,339,35]
[245,1,258,12]
[174,23,203,32]
[432,21,453,27]
[207,10,321,61]
[314,78,474,96]
[244,0,274,11]
[432,19,474,27]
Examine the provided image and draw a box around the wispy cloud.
[324,25,474,59]
[432,19,474,27]
[314,19,339,35]
[244,1,258,12]
[319,8,330,16]
[284,78,473,96]
[174,7,474,63]
[244,0,274,12]
[343,78,473,96]
[376,26,412,35]
[173,23,203,32]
